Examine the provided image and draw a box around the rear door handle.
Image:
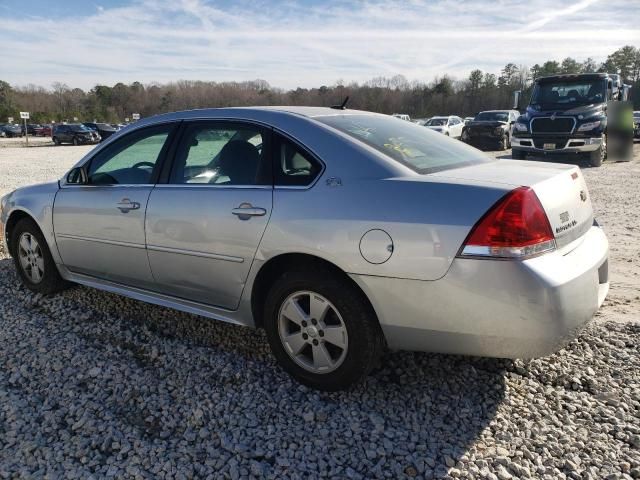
[117,198,141,213]
[232,203,267,220]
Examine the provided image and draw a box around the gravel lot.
[0,138,638,479]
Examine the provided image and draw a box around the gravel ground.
[0,141,638,479]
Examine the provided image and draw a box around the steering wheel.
[132,161,155,169]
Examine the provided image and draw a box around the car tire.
[72,136,79,146]
[53,137,60,145]
[499,135,508,151]
[512,148,526,160]
[461,129,469,142]
[588,134,606,167]
[10,218,71,295]
[263,268,384,391]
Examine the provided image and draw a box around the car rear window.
[316,114,490,174]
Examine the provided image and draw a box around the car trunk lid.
[430,159,594,249]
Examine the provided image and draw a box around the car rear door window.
[273,136,322,187]
[169,123,270,186]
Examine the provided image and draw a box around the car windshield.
[475,112,509,122]
[426,118,447,126]
[70,124,91,132]
[316,114,490,174]
[531,80,605,108]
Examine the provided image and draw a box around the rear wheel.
[499,135,508,151]
[264,269,384,391]
[53,137,60,145]
[461,129,469,142]
[72,136,79,146]
[512,148,526,160]
[10,218,71,295]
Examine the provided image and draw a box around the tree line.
[1,45,638,125]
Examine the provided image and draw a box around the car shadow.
[0,258,506,477]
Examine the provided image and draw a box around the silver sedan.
[0,107,609,391]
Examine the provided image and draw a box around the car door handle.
[232,203,266,220]
[117,198,141,213]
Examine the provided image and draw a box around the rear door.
[145,121,273,310]
[53,123,177,289]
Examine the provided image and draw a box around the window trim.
[160,119,273,188]
[271,128,325,190]
[60,121,180,188]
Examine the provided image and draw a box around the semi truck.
[511,73,631,167]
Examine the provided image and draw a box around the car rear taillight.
[459,186,556,259]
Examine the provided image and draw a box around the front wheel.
[264,269,384,391]
[72,136,79,146]
[588,135,606,167]
[53,137,61,145]
[10,218,71,295]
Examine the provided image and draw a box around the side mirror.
[66,166,88,185]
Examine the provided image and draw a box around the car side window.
[170,123,270,185]
[273,135,322,187]
[87,124,173,185]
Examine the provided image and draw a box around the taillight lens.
[459,186,556,259]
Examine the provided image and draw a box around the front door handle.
[117,198,141,213]
[232,203,267,220]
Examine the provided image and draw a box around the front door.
[53,123,176,288]
[145,121,272,310]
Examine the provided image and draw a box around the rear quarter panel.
[259,177,509,281]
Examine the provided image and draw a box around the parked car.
[464,117,474,125]
[392,114,411,121]
[35,125,53,137]
[83,122,117,142]
[52,124,100,145]
[412,118,430,126]
[21,124,42,136]
[0,124,23,138]
[0,107,609,390]
[461,110,520,150]
[423,115,464,138]
[633,111,640,139]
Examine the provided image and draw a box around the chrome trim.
[153,184,272,190]
[146,244,244,263]
[511,136,601,153]
[530,116,577,134]
[56,233,146,249]
[60,184,155,189]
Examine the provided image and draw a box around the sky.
[0,0,638,91]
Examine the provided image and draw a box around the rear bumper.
[351,226,609,358]
[512,136,601,154]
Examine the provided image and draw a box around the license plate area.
[543,143,556,150]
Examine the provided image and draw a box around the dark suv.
[83,122,117,142]
[52,124,100,145]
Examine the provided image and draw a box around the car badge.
[326,177,342,187]
[550,113,556,121]
[580,190,587,202]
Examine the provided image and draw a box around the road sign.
[20,112,29,119]
[132,113,140,120]
[7,117,13,123]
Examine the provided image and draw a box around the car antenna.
[330,96,349,110]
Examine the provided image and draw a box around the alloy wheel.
[277,290,348,374]
[17,232,45,284]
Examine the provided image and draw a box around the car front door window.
[87,125,173,185]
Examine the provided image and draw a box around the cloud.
[0,0,637,90]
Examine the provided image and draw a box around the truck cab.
[511,73,629,167]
